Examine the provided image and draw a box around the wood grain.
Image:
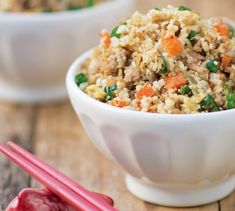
[0,103,36,210]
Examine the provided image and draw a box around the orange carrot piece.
[102,32,111,47]
[164,73,187,90]
[162,35,182,57]
[221,55,232,69]
[135,85,155,100]
[109,100,127,108]
[215,24,229,38]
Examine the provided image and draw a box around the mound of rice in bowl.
[75,5,235,114]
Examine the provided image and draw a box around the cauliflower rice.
[75,5,235,114]
[0,0,100,12]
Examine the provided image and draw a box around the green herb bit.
[200,95,220,112]
[180,85,192,96]
[111,26,121,38]
[87,0,94,7]
[75,73,88,86]
[179,6,191,11]
[154,7,161,11]
[228,24,235,37]
[159,55,168,75]
[111,23,127,38]
[104,84,117,93]
[187,30,199,44]
[206,60,220,73]
[68,5,81,10]
[227,92,235,109]
[105,92,115,101]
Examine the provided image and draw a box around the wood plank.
[32,102,219,211]
[0,103,35,210]
[220,191,235,211]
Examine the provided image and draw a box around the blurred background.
[137,0,235,20]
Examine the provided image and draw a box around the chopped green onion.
[111,26,121,38]
[200,95,220,112]
[105,92,115,101]
[228,24,235,37]
[187,30,199,44]
[180,85,192,96]
[104,84,117,93]
[159,55,168,75]
[87,0,94,7]
[68,5,81,10]
[75,73,88,86]
[155,8,161,11]
[226,92,235,109]
[206,60,220,73]
[179,6,191,11]
[104,84,117,101]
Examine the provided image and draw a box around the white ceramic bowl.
[0,0,134,103]
[66,49,235,207]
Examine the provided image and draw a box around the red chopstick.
[0,143,116,211]
[7,141,115,211]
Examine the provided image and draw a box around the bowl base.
[0,80,67,103]
[126,175,235,207]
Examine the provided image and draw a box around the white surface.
[66,50,235,206]
[0,0,134,103]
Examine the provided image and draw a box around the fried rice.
[75,5,235,114]
[0,0,100,12]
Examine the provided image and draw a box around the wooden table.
[0,101,234,211]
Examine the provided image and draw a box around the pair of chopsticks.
[0,141,117,211]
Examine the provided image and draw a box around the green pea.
[180,85,192,96]
[227,92,235,109]
[187,30,199,45]
[159,55,168,75]
[206,60,220,73]
[200,95,220,112]
[179,6,191,11]
[75,73,88,86]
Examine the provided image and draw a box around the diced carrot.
[135,85,155,100]
[109,100,127,108]
[102,32,111,47]
[164,73,187,90]
[215,24,229,38]
[221,55,232,69]
[162,35,182,57]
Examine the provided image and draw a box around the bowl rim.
[0,0,133,22]
[66,48,235,120]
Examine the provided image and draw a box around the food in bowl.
[0,0,103,12]
[75,5,235,114]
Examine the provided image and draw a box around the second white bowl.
[0,0,134,103]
